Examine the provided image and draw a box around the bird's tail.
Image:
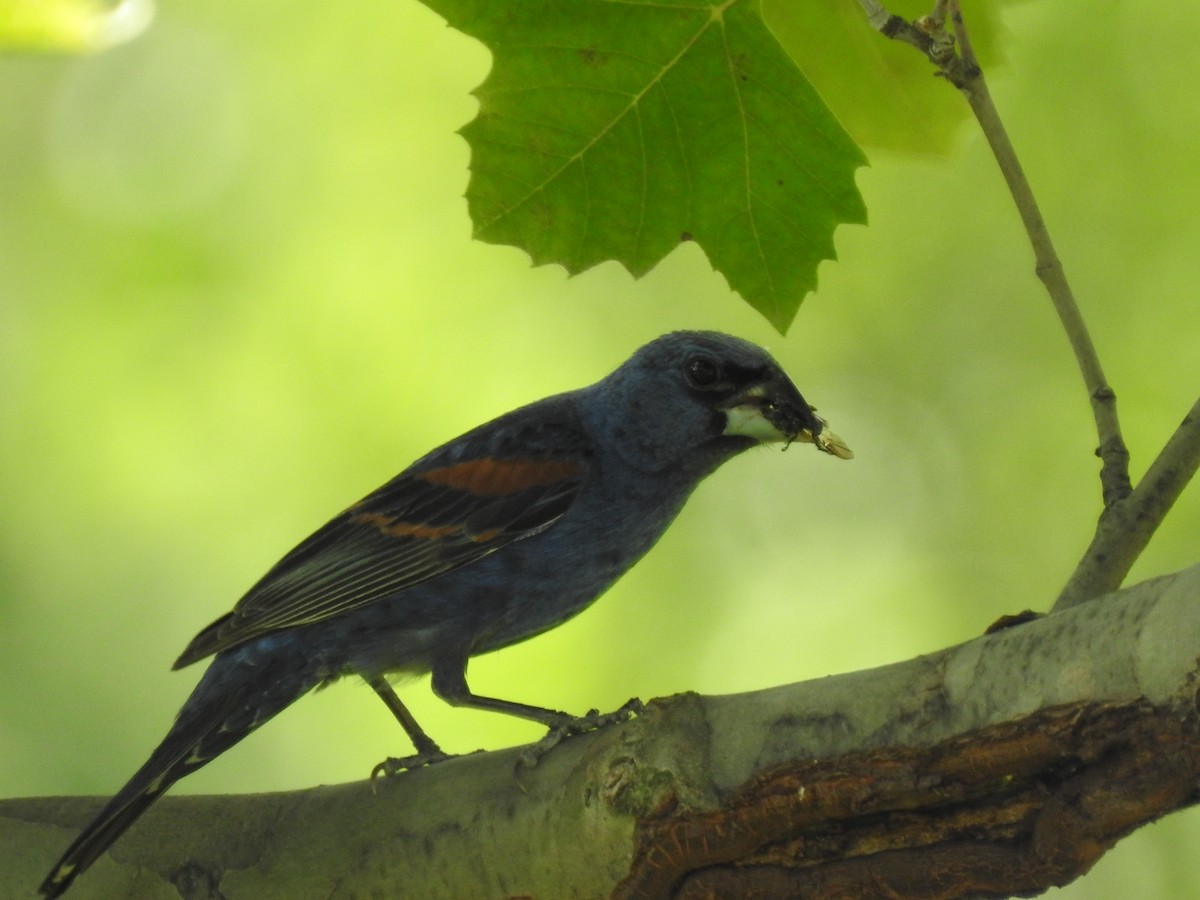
[40,641,321,898]
[39,765,173,898]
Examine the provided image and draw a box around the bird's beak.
[720,378,853,460]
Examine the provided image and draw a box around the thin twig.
[927,0,953,31]
[1055,394,1200,608]
[855,0,931,54]
[945,1,976,66]
[862,2,1131,504]
[953,2,1131,505]
[857,0,1200,605]
[856,0,894,33]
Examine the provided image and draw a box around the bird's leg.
[430,660,644,768]
[367,676,456,785]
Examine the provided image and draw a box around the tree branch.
[6,566,1200,898]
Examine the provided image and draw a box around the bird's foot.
[518,697,644,769]
[370,746,478,792]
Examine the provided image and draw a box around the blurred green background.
[2,1,1198,897]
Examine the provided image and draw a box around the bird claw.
[518,697,644,769]
[370,747,463,793]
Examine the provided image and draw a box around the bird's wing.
[175,419,589,667]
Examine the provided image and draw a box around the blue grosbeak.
[40,330,850,897]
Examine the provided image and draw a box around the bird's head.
[586,331,852,475]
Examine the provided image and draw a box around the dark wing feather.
[174,427,587,668]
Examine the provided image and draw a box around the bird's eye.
[685,357,721,388]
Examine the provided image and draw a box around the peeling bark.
[621,702,1200,898]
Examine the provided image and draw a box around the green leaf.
[421,0,867,333]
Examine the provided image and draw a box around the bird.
[39,330,851,897]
